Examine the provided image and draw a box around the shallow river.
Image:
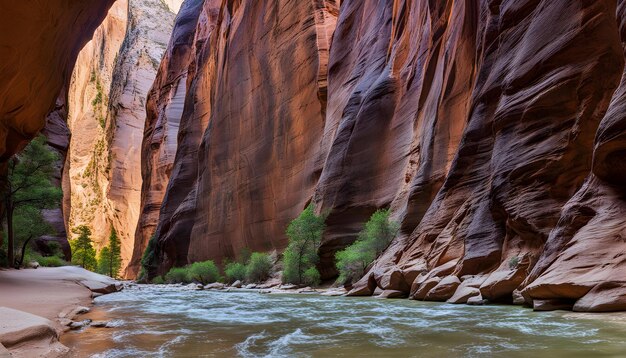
[62,285,626,357]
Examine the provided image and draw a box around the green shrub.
[224,262,247,283]
[282,204,326,285]
[140,235,158,280]
[37,255,67,267]
[188,260,221,284]
[164,267,190,283]
[335,209,399,285]
[246,252,272,282]
[335,240,375,285]
[509,256,519,269]
[152,276,165,285]
[303,267,321,286]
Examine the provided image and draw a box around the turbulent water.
[62,285,626,357]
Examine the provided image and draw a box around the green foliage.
[188,260,221,284]
[140,235,158,279]
[152,276,165,285]
[302,267,321,286]
[238,247,252,265]
[335,209,399,285]
[335,240,375,285]
[4,135,62,267]
[282,204,326,285]
[164,267,190,283]
[224,262,247,283]
[99,228,123,278]
[163,260,223,284]
[509,256,520,270]
[246,252,272,282]
[70,225,97,271]
[28,252,67,267]
[92,78,103,107]
[97,246,112,275]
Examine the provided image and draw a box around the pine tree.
[71,225,97,271]
[97,246,112,275]
[108,228,122,278]
[2,135,62,267]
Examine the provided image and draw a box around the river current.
[62,285,626,357]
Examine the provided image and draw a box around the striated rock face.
[348,0,626,311]
[137,0,340,275]
[137,0,626,311]
[66,0,180,276]
[0,1,115,161]
[128,0,205,277]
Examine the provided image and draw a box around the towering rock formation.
[346,0,626,310]
[129,0,205,277]
[65,0,180,275]
[136,0,626,311]
[136,0,340,275]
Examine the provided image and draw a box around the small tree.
[282,204,326,285]
[101,228,122,278]
[71,225,97,271]
[97,246,112,275]
[246,252,273,282]
[335,209,399,285]
[3,135,62,267]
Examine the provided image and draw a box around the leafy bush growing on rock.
[282,204,326,285]
[188,260,222,284]
[335,209,399,285]
[151,276,165,285]
[164,267,190,283]
[508,256,520,270]
[303,266,321,286]
[246,252,273,282]
[224,262,247,283]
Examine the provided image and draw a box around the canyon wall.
[0,1,115,160]
[138,0,626,310]
[65,0,180,275]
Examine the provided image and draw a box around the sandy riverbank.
[0,267,122,357]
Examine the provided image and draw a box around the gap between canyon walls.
[45,0,182,278]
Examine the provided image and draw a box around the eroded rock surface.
[126,0,626,311]
[66,0,180,276]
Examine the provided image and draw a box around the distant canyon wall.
[136,0,626,311]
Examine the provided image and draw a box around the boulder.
[425,276,461,301]
[512,290,527,305]
[573,282,626,312]
[466,295,488,306]
[377,290,407,299]
[90,321,110,328]
[374,268,410,292]
[58,306,90,320]
[412,277,441,300]
[447,287,481,304]
[231,280,243,288]
[69,319,92,330]
[479,268,526,301]
[244,284,257,289]
[27,262,40,269]
[279,284,297,290]
[204,283,225,290]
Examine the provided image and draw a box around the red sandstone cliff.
[135,0,626,311]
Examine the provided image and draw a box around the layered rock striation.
[136,0,626,311]
[65,0,180,276]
